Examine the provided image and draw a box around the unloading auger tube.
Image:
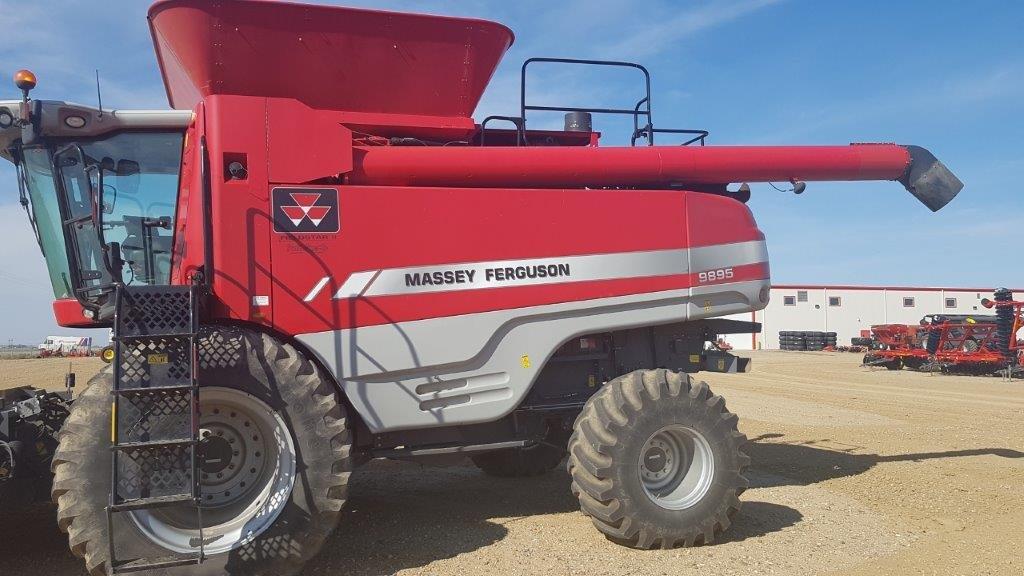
[349,143,962,211]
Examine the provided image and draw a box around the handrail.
[520,57,653,145]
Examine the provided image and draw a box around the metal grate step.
[113,438,196,450]
[109,493,197,513]
[115,384,195,395]
[112,552,203,574]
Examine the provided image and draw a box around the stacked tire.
[779,331,837,351]
[779,331,805,350]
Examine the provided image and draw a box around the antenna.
[95,69,103,118]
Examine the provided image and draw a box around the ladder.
[106,285,204,573]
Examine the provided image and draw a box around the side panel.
[270,186,692,333]
[269,187,768,432]
[204,95,276,324]
[298,280,767,432]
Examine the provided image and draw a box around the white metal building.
[720,285,1020,350]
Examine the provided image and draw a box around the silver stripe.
[689,240,768,272]
[333,270,378,298]
[319,240,768,299]
[354,249,689,297]
[303,276,330,302]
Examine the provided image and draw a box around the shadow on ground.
[0,502,85,576]
[8,440,1019,576]
[745,432,1024,488]
[302,459,801,575]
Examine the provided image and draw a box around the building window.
[783,296,796,306]
[829,296,841,307]
[945,297,957,308]
[903,297,915,307]
[797,290,808,302]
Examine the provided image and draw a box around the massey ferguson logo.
[272,188,340,233]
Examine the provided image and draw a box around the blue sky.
[0,0,1021,344]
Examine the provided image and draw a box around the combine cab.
[0,1,963,574]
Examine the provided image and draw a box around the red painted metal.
[52,299,103,328]
[347,144,912,188]
[264,185,769,334]
[148,0,514,118]
[866,312,1020,373]
[43,0,955,342]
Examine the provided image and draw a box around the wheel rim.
[130,387,296,555]
[638,425,715,510]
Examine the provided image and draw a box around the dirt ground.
[2,351,1022,576]
[1,356,105,390]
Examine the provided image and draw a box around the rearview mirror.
[116,159,140,196]
[85,164,104,227]
[102,183,116,214]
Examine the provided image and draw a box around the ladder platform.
[112,553,203,574]
[110,493,197,512]
[108,284,206,569]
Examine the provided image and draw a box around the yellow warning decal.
[148,353,169,365]
[689,354,701,364]
[520,355,531,369]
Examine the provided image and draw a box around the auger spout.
[348,143,962,211]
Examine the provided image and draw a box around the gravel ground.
[2,351,1022,575]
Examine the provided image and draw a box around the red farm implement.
[981,289,1024,377]
[865,289,1022,376]
[862,324,929,370]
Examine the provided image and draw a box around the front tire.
[51,327,352,576]
[568,369,748,549]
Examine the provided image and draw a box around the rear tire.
[568,369,748,549]
[51,327,352,576]
[471,442,566,477]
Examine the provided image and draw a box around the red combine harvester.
[0,1,963,574]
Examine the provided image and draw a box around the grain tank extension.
[0,1,962,574]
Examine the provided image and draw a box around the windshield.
[22,147,73,298]
[20,131,183,303]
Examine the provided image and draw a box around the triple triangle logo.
[272,187,340,233]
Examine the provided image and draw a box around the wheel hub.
[130,387,296,556]
[197,406,268,508]
[199,434,232,474]
[637,425,715,510]
[642,445,670,475]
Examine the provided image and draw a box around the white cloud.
[597,0,785,60]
